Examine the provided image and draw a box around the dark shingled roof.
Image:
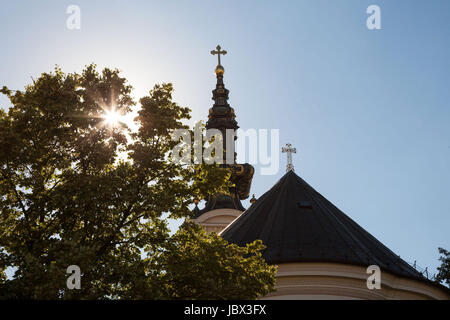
[220,170,427,281]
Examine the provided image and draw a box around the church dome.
[220,170,448,292]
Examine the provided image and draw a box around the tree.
[157,222,277,300]
[435,247,450,288]
[0,65,276,299]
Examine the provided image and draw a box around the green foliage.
[0,65,276,299]
[157,222,277,300]
[435,247,450,288]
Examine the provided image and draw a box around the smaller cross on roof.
[282,143,297,172]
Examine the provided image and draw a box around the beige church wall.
[193,208,242,234]
[261,262,450,300]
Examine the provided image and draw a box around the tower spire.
[208,45,233,109]
[206,45,238,154]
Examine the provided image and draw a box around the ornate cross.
[211,45,227,65]
[282,143,297,172]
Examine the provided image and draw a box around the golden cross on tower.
[211,45,227,66]
[282,143,297,172]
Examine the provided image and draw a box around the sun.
[98,105,138,132]
[103,108,122,127]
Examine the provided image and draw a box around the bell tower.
[192,45,254,233]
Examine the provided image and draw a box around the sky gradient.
[1,0,449,276]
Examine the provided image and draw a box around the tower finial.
[282,143,297,172]
[211,45,227,74]
[211,45,227,66]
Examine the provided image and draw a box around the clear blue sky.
[1,0,449,275]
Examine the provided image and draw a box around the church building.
[192,46,450,300]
